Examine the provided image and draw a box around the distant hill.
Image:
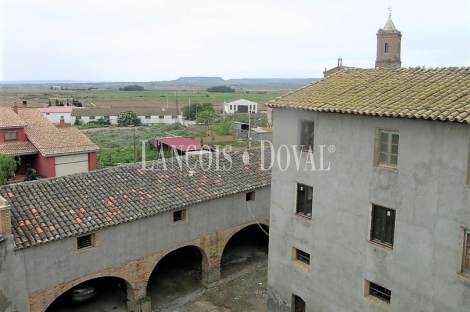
[174,77,225,84]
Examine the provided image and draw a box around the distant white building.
[224,99,258,114]
[39,107,74,124]
[71,108,183,125]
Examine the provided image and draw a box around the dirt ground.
[156,252,268,312]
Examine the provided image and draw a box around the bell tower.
[375,9,402,69]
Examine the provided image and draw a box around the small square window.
[294,248,310,266]
[45,113,50,115]
[76,116,82,120]
[462,229,470,274]
[293,294,306,312]
[376,129,399,168]
[5,131,18,142]
[296,184,312,218]
[104,116,110,120]
[371,204,396,248]
[145,116,151,119]
[171,115,177,119]
[300,121,314,151]
[367,281,391,304]
[159,116,164,119]
[246,191,255,201]
[89,116,95,120]
[77,234,93,250]
[173,209,186,222]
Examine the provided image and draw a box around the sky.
[1,0,469,81]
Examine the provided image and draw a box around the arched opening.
[384,42,389,53]
[221,224,269,278]
[45,276,129,312]
[146,245,205,309]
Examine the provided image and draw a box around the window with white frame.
[463,229,470,274]
[376,129,399,168]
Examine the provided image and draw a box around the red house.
[0,101,99,179]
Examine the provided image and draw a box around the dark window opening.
[369,282,391,304]
[145,116,151,119]
[246,191,255,201]
[77,234,93,249]
[89,116,95,120]
[371,205,395,248]
[295,248,310,265]
[76,116,82,119]
[385,43,389,53]
[5,131,18,142]
[104,116,110,120]
[171,115,177,119]
[300,121,314,151]
[159,116,164,119]
[463,230,470,273]
[296,184,312,218]
[173,209,186,222]
[293,294,306,312]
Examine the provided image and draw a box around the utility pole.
[175,92,180,123]
[166,96,168,109]
[133,133,136,162]
[248,109,252,150]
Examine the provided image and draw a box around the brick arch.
[34,273,136,312]
[219,219,270,263]
[142,243,210,290]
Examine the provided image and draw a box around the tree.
[182,103,214,121]
[0,155,16,185]
[206,86,235,93]
[117,110,141,127]
[119,85,144,91]
[196,110,216,126]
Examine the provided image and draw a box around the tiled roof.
[225,99,258,105]
[267,67,470,124]
[0,107,26,128]
[71,108,180,117]
[18,109,99,156]
[0,142,38,156]
[156,137,206,152]
[38,107,73,113]
[0,149,271,250]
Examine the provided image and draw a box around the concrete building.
[0,149,271,312]
[0,102,99,179]
[38,107,74,125]
[266,67,470,312]
[224,99,258,114]
[71,107,183,125]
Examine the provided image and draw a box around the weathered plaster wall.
[267,108,470,312]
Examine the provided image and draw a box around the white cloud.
[2,0,469,81]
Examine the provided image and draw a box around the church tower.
[375,10,402,69]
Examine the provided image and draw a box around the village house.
[224,99,258,114]
[0,101,99,179]
[39,107,74,125]
[0,149,271,312]
[71,107,183,125]
[266,66,470,312]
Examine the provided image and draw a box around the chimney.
[0,195,12,236]
[13,102,18,114]
[60,116,65,128]
[22,100,27,108]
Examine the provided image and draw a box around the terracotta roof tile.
[268,67,470,124]
[0,107,26,128]
[1,149,271,250]
[18,109,99,156]
[0,141,38,156]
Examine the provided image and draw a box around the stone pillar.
[201,264,221,288]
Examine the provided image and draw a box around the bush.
[206,86,234,93]
[119,85,144,91]
[0,155,16,185]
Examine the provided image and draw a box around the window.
[145,116,151,119]
[294,248,310,266]
[385,43,389,53]
[371,204,395,248]
[230,105,233,110]
[463,229,470,274]
[171,115,177,119]
[76,116,82,120]
[376,129,399,168]
[89,116,95,120]
[367,281,391,304]
[246,191,255,201]
[173,209,186,222]
[296,184,312,218]
[77,234,93,250]
[293,295,306,312]
[104,116,110,120]
[4,131,18,142]
[45,113,50,115]
[159,116,164,119]
[300,121,314,151]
